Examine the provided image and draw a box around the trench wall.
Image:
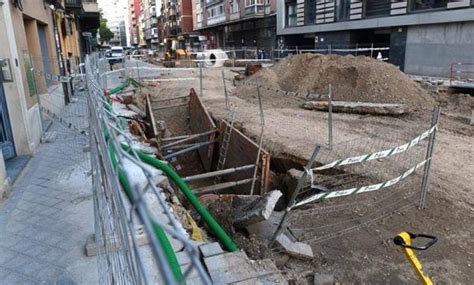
[218,121,271,196]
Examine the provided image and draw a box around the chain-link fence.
[27,52,90,174]
[269,107,439,254]
[99,56,440,278]
[85,53,224,284]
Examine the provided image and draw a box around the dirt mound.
[236,54,435,110]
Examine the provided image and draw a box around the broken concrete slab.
[85,225,148,257]
[204,251,287,284]
[246,211,284,241]
[313,274,335,285]
[275,233,313,260]
[199,242,224,258]
[303,101,408,116]
[41,131,57,143]
[233,190,283,229]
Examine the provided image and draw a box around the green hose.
[121,143,239,252]
[107,140,184,280]
[108,80,129,95]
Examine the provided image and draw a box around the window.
[305,0,316,25]
[207,4,225,19]
[410,0,448,11]
[335,0,350,21]
[231,0,240,13]
[245,0,263,7]
[286,2,297,27]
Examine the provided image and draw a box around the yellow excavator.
[163,36,194,67]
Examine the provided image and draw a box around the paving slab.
[0,119,98,284]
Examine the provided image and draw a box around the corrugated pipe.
[121,143,239,253]
[107,140,184,281]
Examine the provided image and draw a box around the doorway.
[0,65,16,160]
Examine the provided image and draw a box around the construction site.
[63,50,471,285]
[1,1,474,284]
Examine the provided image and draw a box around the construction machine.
[163,36,194,67]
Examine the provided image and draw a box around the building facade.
[277,0,474,77]
[128,0,141,46]
[193,0,277,50]
[100,0,128,46]
[160,0,194,39]
[141,0,160,49]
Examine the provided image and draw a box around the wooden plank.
[218,120,271,195]
[189,88,216,172]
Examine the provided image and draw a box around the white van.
[109,46,124,64]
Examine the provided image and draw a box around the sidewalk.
[0,120,98,283]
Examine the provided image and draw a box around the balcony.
[80,0,100,32]
[82,0,99,13]
[65,0,82,12]
[245,5,265,16]
[207,14,226,26]
[205,0,223,5]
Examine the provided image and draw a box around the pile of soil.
[236,54,435,110]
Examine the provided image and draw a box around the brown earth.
[235,54,435,111]
[138,59,473,284]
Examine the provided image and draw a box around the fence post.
[199,63,203,98]
[250,78,265,196]
[370,43,374,58]
[328,84,333,149]
[328,44,332,54]
[419,106,441,209]
[232,48,236,68]
[355,43,359,56]
[269,145,321,246]
[221,70,228,110]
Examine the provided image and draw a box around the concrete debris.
[199,242,224,258]
[233,190,283,229]
[204,251,287,284]
[121,156,167,189]
[85,225,148,257]
[112,101,139,118]
[41,131,57,143]
[275,233,314,260]
[313,274,335,285]
[303,101,408,116]
[128,104,146,117]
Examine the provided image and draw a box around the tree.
[98,17,113,45]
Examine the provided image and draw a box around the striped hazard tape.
[313,125,436,171]
[235,80,328,100]
[33,69,72,83]
[294,159,429,208]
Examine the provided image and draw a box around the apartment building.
[129,0,141,46]
[277,0,474,77]
[193,0,277,49]
[141,0,160,48]
[100,0,128,46]
[160,0,194,39]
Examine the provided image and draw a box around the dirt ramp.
[238,53,435,110]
